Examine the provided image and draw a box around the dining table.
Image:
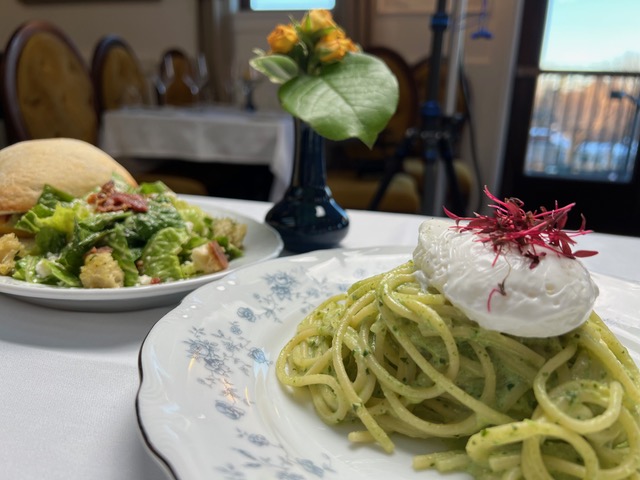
[99,106,295,201]
[1,195,639,480]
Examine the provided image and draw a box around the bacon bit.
[444,186,598,269]
[150,277,162,284]
[209,241,229,271]
[87,181,148,213]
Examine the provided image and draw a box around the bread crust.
[0,138,137,213]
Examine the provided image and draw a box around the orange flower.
[300,9,336,34]
[315,31,359,63]
[267,24,298,54]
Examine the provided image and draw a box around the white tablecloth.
[1,196,639,480]
[99,106,295,201]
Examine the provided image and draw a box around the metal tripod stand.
[368,0,467,216]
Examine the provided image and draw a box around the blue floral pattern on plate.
[137,247,414,480]
[182,263,362,479]
[137,248,640,480]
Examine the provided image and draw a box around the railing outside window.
[524,71,640,183]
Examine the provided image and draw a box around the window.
[501,0,640,236]
[242,0,335,11]
[524,0,640,184]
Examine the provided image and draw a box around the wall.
[1,0,523,211]
[1,0,198,74]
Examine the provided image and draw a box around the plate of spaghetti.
[137,190,640,479]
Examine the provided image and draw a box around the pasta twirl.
[276,261,640,479]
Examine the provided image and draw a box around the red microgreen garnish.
[444,186,598,269]
[445,187,598,313]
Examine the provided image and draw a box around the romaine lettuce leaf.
[104,225,139,287]
[171,197,213,237]
[13,256,41,283]
[13,256,80,287]
[39,258,82,287]
[35,226,67,254]
[122,199,185,244]
[138,181,171,195]
[139,227,189,280]
[57,224,111,275]
[36,184,76,209]
[15,200,91,237]
[78,211,132,232]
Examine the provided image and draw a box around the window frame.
[500,0,640,236]
[239,0,335,11]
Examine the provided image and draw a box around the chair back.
[91,34,150,114]
[366,46,419,147]
[0,20,98,144]
[158,48,198,106]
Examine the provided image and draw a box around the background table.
[1,197,638,480]
[99,106,295,201]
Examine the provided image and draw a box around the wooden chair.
[91,34,150,114]
[90,39,208,195]
[89,35,206,195]
[0,20,99,145]
[158,48,199,106]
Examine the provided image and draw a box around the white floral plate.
[0,206,283,312]
[136,247,640,480]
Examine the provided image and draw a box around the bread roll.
[0,138,137,214]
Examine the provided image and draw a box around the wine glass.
[241,66,262,111]
[156,56,175,105]
[195,52,211,104]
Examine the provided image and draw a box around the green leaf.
[35,226,67,254]
[58,225,110,275]
[122,198,184,244]
[40,259,81,287]
[14,256,80,287]
[138,181,171,195]
[278,53,399,148]
[78,210,131,232]
[104,225,140,287]
[171,197,214,238]
[140,227,190,281]
[250,54,299,85]
[37,184,75,209]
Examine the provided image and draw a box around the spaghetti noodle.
[276,261,640,479]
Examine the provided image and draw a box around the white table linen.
[99,107,295,201]
[1,196,639,480]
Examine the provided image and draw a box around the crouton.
[0,233,24,276]
[212,218,247,248]
[191,241,229,274]
[79,250,125,288]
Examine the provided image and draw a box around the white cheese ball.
[412,219,599,338]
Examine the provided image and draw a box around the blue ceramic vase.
[266,120,349,253]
